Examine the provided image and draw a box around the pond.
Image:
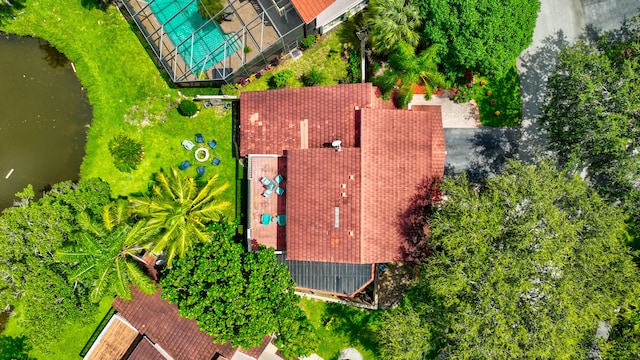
[0,34,92,211]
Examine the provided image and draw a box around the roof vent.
[331,140,342,152]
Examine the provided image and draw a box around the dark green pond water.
[0,34,92,210]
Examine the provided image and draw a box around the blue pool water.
[150,0,239,74]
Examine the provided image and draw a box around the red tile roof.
[128,338,167,360]
[239,83,375,156]
[286,148,362,263]
[241,84,445,266]
[359,107,445,263]
[113,287,273,360]
[290,0,335,23]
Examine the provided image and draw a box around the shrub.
[197,0,224,19]
[301,68,327,86]
[490,99,497,105]
[300,34,316,49]
[178,99,198,116]
[269,70,295,89]
[108,134,144,172]
[486,89,493,96]
[494,110,501,117]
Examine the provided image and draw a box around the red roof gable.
[239,83,374,156]
[286,148,362,263]
[359,107,445,263]
[290,0,335,23]
[113,287,273,360]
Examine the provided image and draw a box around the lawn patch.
[300,298,380,359]
[467,65,522,126]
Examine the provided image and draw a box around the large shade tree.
[388,161,640,358]
[541,13,640,237]
[365,0,422,54]
[130,168,230,266]
[418,0,540,79]
[55,200,157,302]
[0,179,111,350]
[160,221,317,358]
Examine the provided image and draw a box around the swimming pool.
[150,0,239,75]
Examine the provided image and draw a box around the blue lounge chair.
[208,139,217,149]
[179,160,191,170]
[181,140,195,150]
[261,214,272,225]
[276,214,286,226]
[196,166,205,176]
[260,177,271,186]
[195,133,204,143]
[212,157,221,166]
[276,187,285,195]
[275,175,284,183]
[263,188,273,198]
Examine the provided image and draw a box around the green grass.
[467,65,523,126]
[241,30,351,92]
[300,298,381,360]
[0,0,236,215]
[3,297,113,359]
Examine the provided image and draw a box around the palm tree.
[365,0,422,54]
[375,41,445,103]
[56,201,157,302]
[130,168,231,267]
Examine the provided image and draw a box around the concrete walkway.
[409,94,480,128]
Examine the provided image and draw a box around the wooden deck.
[248,155,287,251]
[85,315,139,360]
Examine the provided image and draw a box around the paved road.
[444,0,639,177]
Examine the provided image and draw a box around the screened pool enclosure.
[121,0,305,85]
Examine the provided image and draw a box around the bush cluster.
[108,134,144,172]
[178,99,198,117]
[269,70,295,89]
[301,68,327,87]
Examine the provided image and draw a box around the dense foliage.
[418,0,540,79]
[395,161,640,357]
[541,13,640,237]
[0,335,34,360]
[269,69,295,89]
[160,221,317,357]
[130,168,230,266]
[177,99,198,117]
[0,179,111,350]
[301,68,328,86]
[55,200,157,302]
[108,134,144,172]
[197,0,224,20]
[0,0,25,25]
[366,0,422,54]
[373,41,444,106]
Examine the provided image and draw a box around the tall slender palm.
[365,0,422,54]
[130,168,231,267]
[56,201,157,302]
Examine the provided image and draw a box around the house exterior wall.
[316,0,368,34]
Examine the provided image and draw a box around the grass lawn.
[300,298,381,360]
[465,65,523,126]
[241,26,354,92]
[2,297,113,358]
[0,0,236,213]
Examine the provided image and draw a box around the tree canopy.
[541,13,640,237]
[397,161,639,358]
[160,221,317,357]
[365,0,422,54]
[130,168,230,267]
[0,179,111,350]
[418,0,540,79]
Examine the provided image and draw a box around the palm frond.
[125,260,156,295]
[77,211,106,238]
[102,203,116,231]
[155,169,176,200]
[114,258,132,300]
[193,200,232,220]
[90,265,112,303]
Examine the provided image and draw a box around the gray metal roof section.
[277,254,373,296]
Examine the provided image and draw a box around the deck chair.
[212,157,221,166]
[261,214,272,225]
[263,188,273,198]
[208,139,217,149]
[181,140,195,150]
[179,160,191,170]
[196,166,205,176]
[276,187,285,195]
[276,214,286,226]
[275,174,284,183]
[195,133,204,143]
